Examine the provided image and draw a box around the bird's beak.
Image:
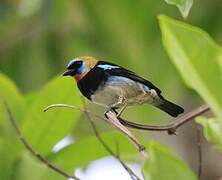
[63,69,76,76]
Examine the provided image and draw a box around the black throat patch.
[77,65,107,100]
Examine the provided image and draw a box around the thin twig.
[44,104,210,135]
[118,104,210,135]
[81,99,142,180]
[195,124,202,179]
[44,104,105,120]
[44,103,210,179]
[44,104,210,154]
[44,104,147,156]
[4,102,81,180]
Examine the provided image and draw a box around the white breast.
[91,76,150,108]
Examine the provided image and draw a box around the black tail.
[156,98,184,117]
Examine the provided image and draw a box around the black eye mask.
[67,60,83,70]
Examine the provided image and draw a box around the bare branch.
[81,99,142,180]
[44,104,210,135]
[4,102,81,180]
[44,104,147,156]
[44,104,210,155]
[44,103,210,179]
[6,94,209,180]
[118,104,210,135]
[44,104,106,120]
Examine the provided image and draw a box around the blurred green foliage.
[1,0,222,180]
[21,77,82,155]
[143,141,196,180]
[159,15,222,150]
[196,116,222,150]
[159,15,222,117]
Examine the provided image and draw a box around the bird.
[63,56,184,117]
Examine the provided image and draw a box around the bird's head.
[63,56,98,81]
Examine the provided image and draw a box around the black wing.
[97,61,162,95]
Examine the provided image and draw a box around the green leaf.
[33,132,135,179]
[159,15,222,149]
[14,152,63,180]
[143,142,197,180]
[0,138,21,180]
[21,77,82,155]
[159,15,222,118]
[15,152,46,180]
[0,73,26,139]
[219,56,222,77]
[47,132,139,174]
[196,117,222,149]
[165,0,193,18]
[14,133,197,180]
[25,92,39,106]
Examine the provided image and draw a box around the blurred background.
[1,0,222,179]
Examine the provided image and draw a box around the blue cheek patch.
[98,64,119,70]
[77,63,87,74]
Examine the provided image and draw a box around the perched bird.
[63,56,184,117]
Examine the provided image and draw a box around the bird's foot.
[111,96,126,108]
[106,96,126,118]
[116,104,127,118]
